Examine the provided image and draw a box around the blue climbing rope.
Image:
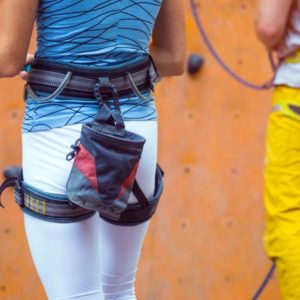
[190,0,275,90]
[252,262,276,300]
[190,2,277,298]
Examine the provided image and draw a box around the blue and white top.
[24,0,163,132]
[35,0,162,67]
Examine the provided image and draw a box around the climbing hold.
[3,166,21,179]
[188,54,204,74]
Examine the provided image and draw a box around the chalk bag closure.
[66,77,146,221]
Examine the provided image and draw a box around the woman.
[255,1,300,299]
[0,1,186,299]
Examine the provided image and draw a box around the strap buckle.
[0,177,24,208]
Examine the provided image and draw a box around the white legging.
[22,121,158,300]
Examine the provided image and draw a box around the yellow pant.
[264,86,300,300]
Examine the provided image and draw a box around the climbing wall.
[0,0,282,299]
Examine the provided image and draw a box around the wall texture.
[0,0,282,299]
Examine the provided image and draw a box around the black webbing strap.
[100,164,164,226]
[132,181,149,208]
[132,164,164,209]
[100,201,159,226]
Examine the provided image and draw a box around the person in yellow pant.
[256,0,300,299]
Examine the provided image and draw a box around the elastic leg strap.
[99,164,164,226]
[0,165,163,225]
[18,183,95,223]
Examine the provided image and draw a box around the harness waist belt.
[26,56,160,100]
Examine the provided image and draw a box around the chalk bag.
[66,78,146,221]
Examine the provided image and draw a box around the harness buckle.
[0,172,24,208]
[14,181,24,208]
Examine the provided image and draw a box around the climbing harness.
[25,56,160,101]
[0,56,164,225]
[190,0,276,90]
